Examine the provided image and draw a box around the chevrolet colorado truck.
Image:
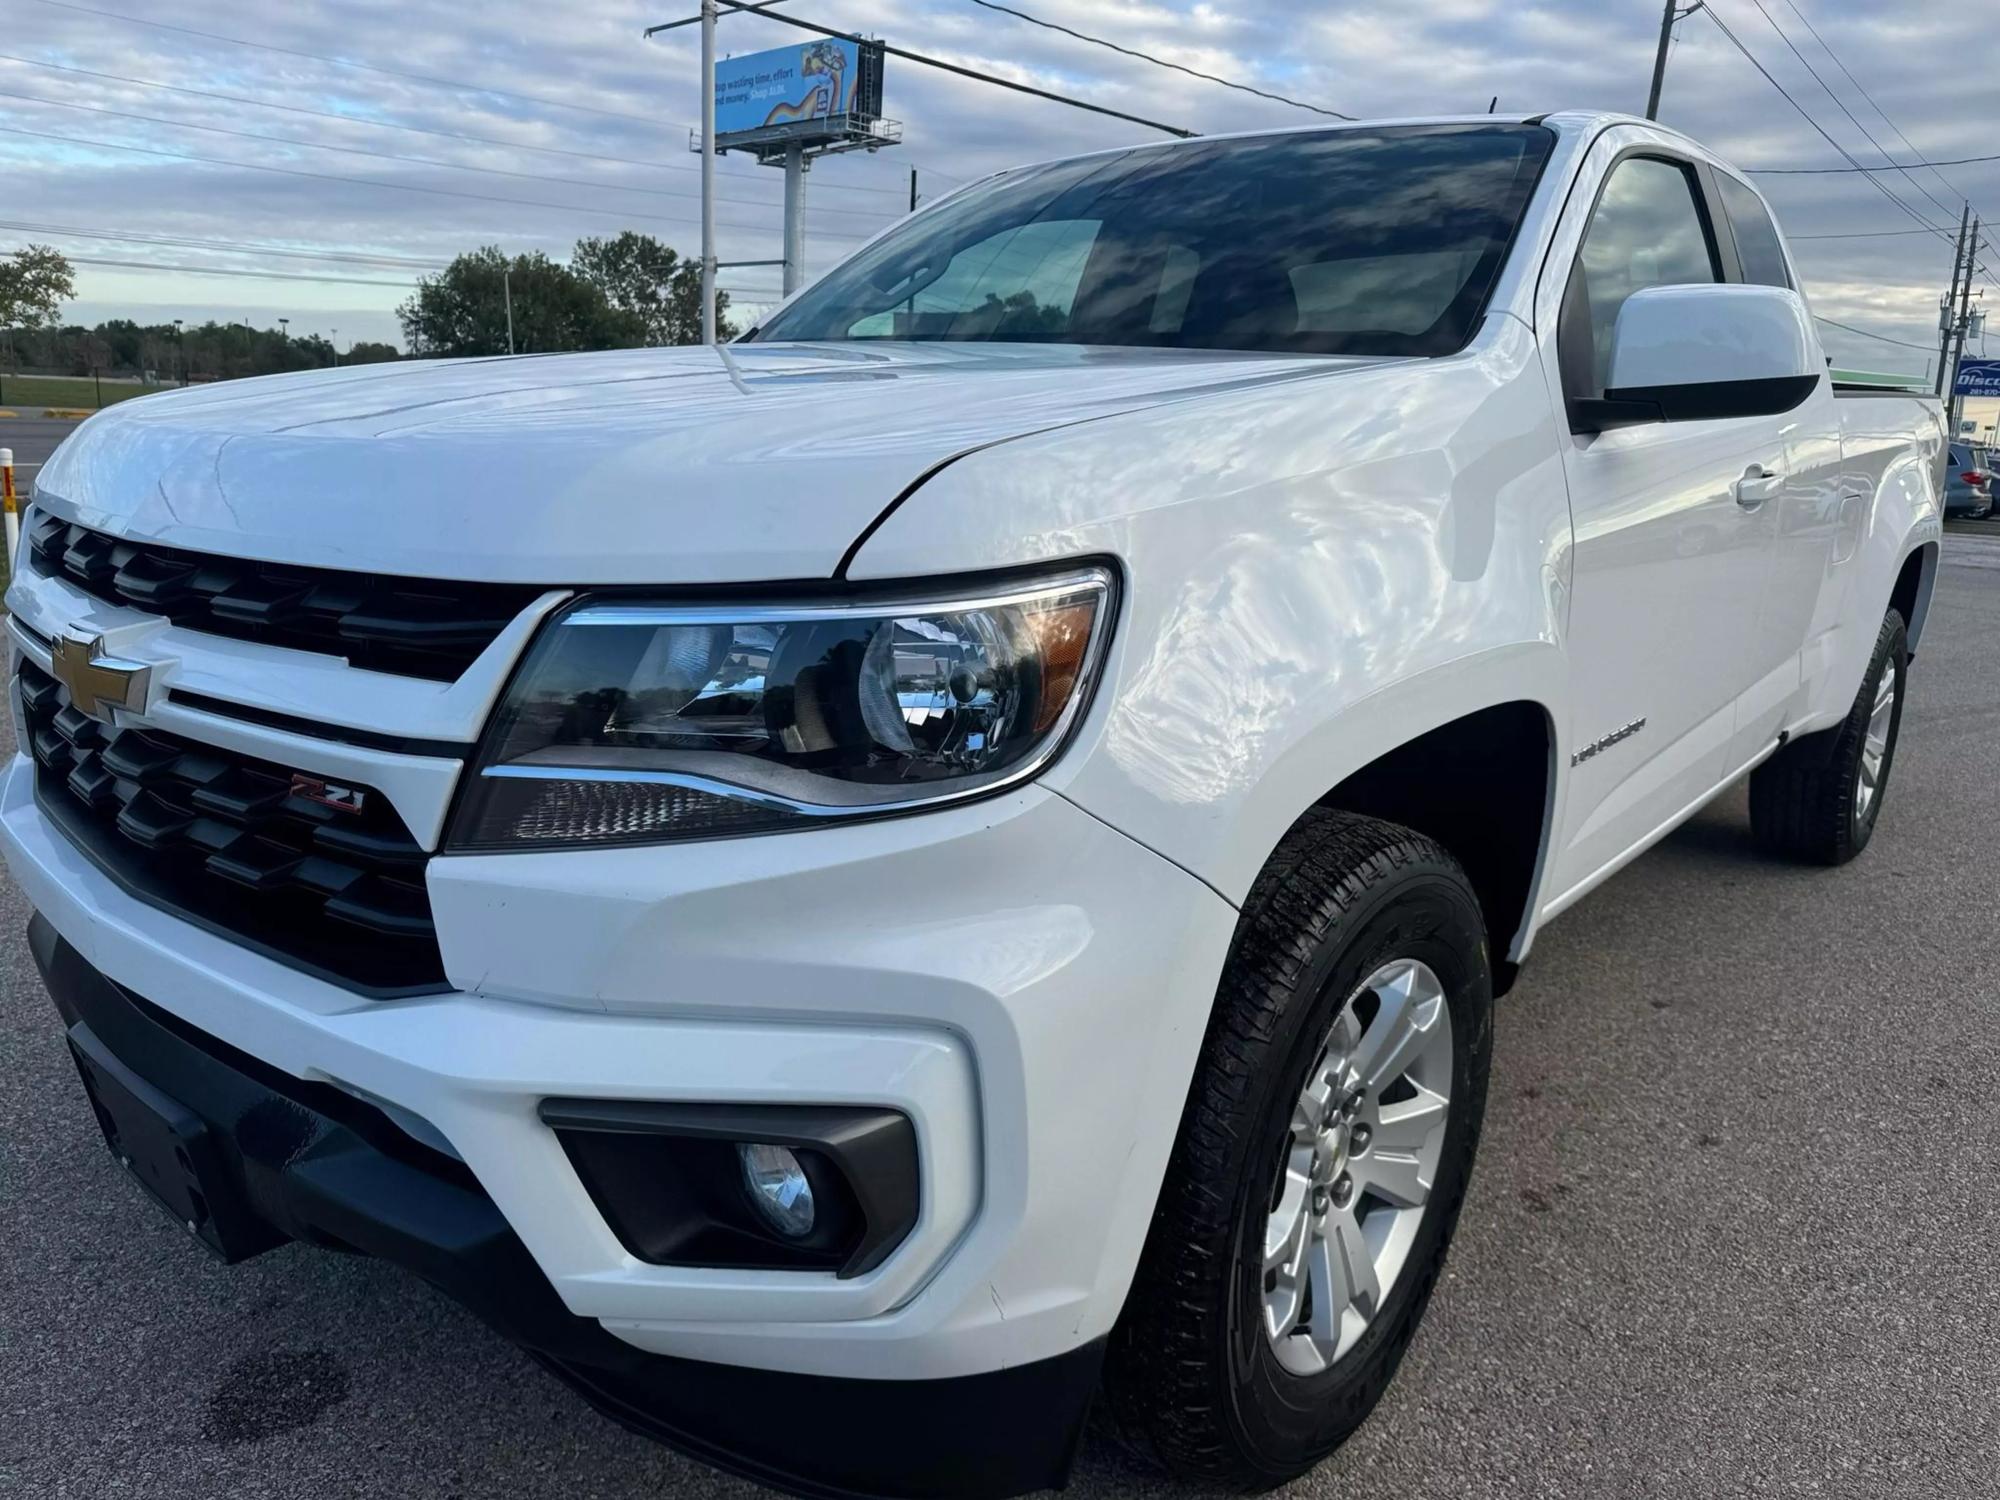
[4,113,1943,1497]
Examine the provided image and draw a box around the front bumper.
[1,746,1238,1379]
[32,913,1104,1499]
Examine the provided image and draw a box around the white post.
[700,0,718,345]
[503,267,516,355]
[2,448,18,568]
[783,143,807,296]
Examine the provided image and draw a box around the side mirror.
[1573,283,1822,433]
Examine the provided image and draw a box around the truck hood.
[33,341,1380,584]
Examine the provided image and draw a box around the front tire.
[1104,810,1492,1488]
[1749,608,1908,865]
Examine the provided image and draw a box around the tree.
[571,231,731,345]
[397,247,632,357]
[344,341,400,365]
[1,245,76,370]
[0,244,75,332]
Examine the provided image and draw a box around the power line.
[1790,227,1949,240]
[648,2,1196,138]
[1777,0,1987,216]
[23,251,419,289]
[1699,7,1952,246]
[1738,0,1957,225]
[0,84,899,224]
[0,217,450,270]
[9,219,805,299]
[959,0,1354,121]
[1814,315,1936,353]
[1752,151,2000,174]
[0,123,872,242]
[23,0,960,195]
[0,52,918,201]
[23,0,663,128]
[1770,0,2000,299]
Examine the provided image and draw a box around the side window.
[1717,174,1793,289]
[1562,156,1721,396]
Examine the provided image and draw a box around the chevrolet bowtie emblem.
[49,630,152,724]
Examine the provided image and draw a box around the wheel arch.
[1890,540,1938,656]
[1307,698,1558,994]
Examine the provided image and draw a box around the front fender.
[847,316,1576,910]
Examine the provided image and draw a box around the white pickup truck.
[4,112,1942,1497]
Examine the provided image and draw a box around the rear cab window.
[1716,174,1794,289]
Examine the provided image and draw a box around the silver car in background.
[1945,442,1993,517]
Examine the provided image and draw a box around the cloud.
[0,0,1991,395]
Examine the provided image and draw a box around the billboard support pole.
[700,0,718,345]
[782,143,807,296]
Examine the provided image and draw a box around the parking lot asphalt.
[3,538,1998,1499]
[0,416,81,476]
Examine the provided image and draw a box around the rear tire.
[1104,810,1492,1489]
[1748,609,1907,865]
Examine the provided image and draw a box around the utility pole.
[1647,0,1702,120]
[1948,215,1981,433]
[503,266,516,355]
[1935,207,1968,399]
[909,167,918,214]
[700,0,718,345]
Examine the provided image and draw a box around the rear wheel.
[1105,810,1492,1488]
[1749,609,1907,865]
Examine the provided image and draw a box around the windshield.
[753,123,1555,358]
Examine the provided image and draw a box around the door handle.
[1735,465,1785,509]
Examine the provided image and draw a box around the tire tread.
[1104,809,1486,1487]
[1749,609,1906,865]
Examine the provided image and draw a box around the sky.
[1,0,1996,426]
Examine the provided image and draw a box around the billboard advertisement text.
[715,39,864,139]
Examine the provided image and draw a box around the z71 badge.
[289,775,368,815]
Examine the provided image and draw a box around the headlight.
[449,565,1114,849]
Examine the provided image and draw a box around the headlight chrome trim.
[445,561,1120,853]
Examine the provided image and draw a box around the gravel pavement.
[3,535,1998,1498]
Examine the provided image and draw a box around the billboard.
[714,38,882,143]
[1953,358,2000,398]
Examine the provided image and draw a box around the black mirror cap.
[540,1099,921,1280]
[1614,372,1821,423]
[1568,394,1664,433]
[1572,373,1822,434]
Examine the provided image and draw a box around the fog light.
[738,1142,815,1238]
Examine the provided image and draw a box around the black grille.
[19,658,446,996]
[27,513,543,682]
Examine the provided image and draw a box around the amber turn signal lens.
[1029,601,1098,733]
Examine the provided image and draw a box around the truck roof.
[980,110,1699,183]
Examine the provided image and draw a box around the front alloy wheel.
[1262,959,1453,1376]
[1106,810,1492,1489]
